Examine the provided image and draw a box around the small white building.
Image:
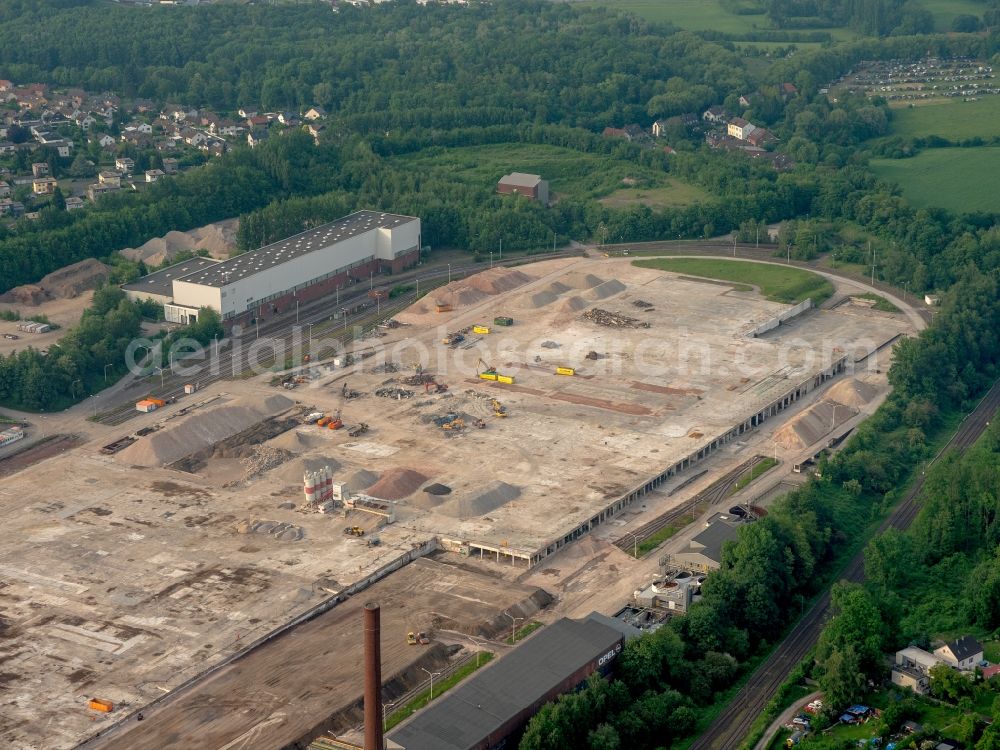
[728,117,757,141]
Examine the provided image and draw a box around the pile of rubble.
[401,372,436,386]
[240,444,294,480]
[582,308,651,329]
[632,300,654,309]
[375,387,414,399]
[370,363,401,374]
[540,340,560,349]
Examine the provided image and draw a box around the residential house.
[161,157,179,174]
[182,129,208,147]
[277,112,299,126]
[602,126,628,139]
[651,119,669,138]
[925,294,941,306]
[247,129,269,148]
[134,122,153,134]
[204,140,227,158]
[246,114,269,130]
[304,106,327,121]
[746,128,776,148]
[238,107,258,119]
[934,636,983,670]
[780,82,798,98]
[31,162,50,177]
[87,183,119,201]
[738,94,753,108]
[121,131,153,148]
[0,80,12,93]
[0,198,25,217]
[199,112,221,129]
[218,121,244,137]
[145,169,165,183]
[0,142,15,155]
[75,113,97,130]
[91,133,115,149]
[728,117,757,141]
[32,177,58,196]
[703,106,727,124]
[0,180,10,198]
[892,647,937,694]
[65,196,85,211]
[98,171,121,188]
[497,172,549,205]
[115,157,135,175]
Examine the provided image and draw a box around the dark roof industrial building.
[386,613,639,750]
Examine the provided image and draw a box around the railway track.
[93,251,579,428]
[691,379,1000,750]
[612,455,768,556]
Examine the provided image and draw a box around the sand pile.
[344,469,380,494]
[269,430,320,452]
[466,267,533,295]
[773,400,854,450]
[274,455,343,484]
[1,259,111,304]
[562,272,605,290]
[529,289,559,308]
[406,267,534,315]
[117,394,294,467]
[440,481,521,519]
[121,219,239,266]
[825,378,877,408]
[406,492,446,510]
[424,483,452,495]
[366,467,429,500]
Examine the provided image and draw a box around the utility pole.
[871,245,877,287]
[499,237,502,261]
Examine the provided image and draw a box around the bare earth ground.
[0,256,917,749]
[0,292,93,356]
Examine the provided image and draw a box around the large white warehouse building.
[123,210,421,327]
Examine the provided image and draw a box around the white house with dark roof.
[934,636,983,670]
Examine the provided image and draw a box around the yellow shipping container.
[497,375,515,384]
[472,325,490,335]
[479,372,498,381]
[556,367,575,376]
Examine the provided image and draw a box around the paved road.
[690,378,1000,750]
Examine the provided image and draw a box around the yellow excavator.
[477,357,498,382]
[492,399,507,417]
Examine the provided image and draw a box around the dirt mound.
[269,430,318,452]
[423,483,452,495]
[1,259,111,305]
[0,284,47,305]
[116,395,294,467]
[529,289,559,308]
[274,455,342,484]
[825,378,878,408]
[584,279,627,301]
[557,295,589,313]
[440,481,521,519]
[465,267,533,295]
[406,493,446,510]
[344,469,380,494]
[773,400,853,450]
[121,219,239,266]
[366,467,429,500]
[562,272,605,290]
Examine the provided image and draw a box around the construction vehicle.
[477,358,498,381]
[472,325,490,335]
[344,526,365,537]
[556,367,576,376]
[406,631,430,645]
[441,418,465,430]
[494,316,514,327]
[441,332,465,346]
[492,399,507,417]
[328,415,343,430]
[348,422,369,438]
[303,412,325,424]
[424,381,448,394]
[317,416,331,427]
[474,418,487,429]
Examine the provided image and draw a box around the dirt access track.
[78,558,547,750]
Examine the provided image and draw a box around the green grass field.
[394,142,706,204]
[599,182,711,209]
[888,96,1000,140]
[869,147,1000,214]
[922,0,989,30]
[633,258,834,304]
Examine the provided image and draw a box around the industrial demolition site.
[0,256,915,750]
